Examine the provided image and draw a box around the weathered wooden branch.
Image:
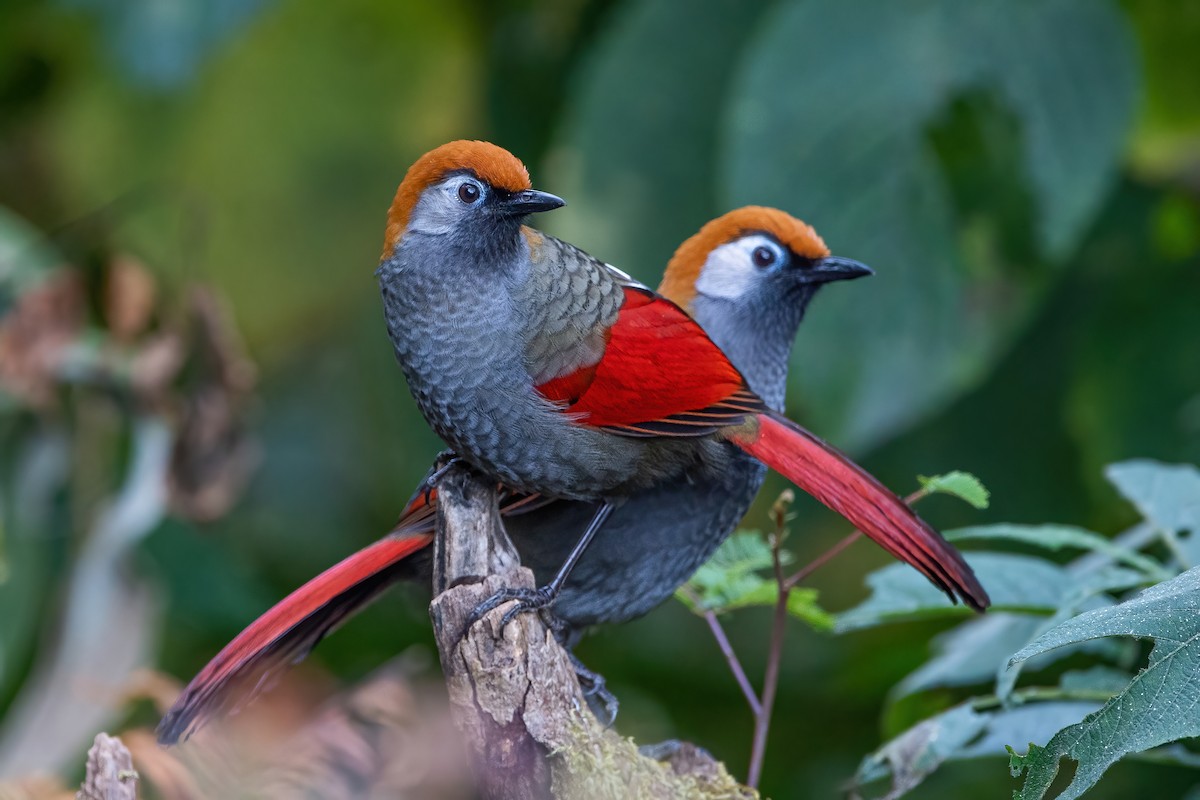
[428,467,755,800]
[77,733,138,800]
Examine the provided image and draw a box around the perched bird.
[373,141,985,620]
[157,144,987,743]
[488,206,878,637]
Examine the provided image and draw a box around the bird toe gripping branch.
[428,465,747,799]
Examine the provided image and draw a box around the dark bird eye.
[751,245,777,268]
[458,183,480,204]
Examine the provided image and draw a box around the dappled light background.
[1,0,1198,797]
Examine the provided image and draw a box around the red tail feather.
[732,410,989,610]
[157,528,433,744]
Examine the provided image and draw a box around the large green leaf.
[1106,460,1200,536]
[854,700,1105,800]
[723,0,1137,447]
[1007,566,1200,800]
[548,0,772,281]
[1107,460,1200,568]
[836,554,1117,632]
[945,523,1169,579]
[892,613,1126,700]
[893,523,1157,699]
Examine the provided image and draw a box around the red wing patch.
[537,362,599,406]
[537,286,765,436]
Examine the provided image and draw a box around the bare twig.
[740,488,933,788]
[747,497,793,789]
[678,586,761,716]
[781,490,924,591]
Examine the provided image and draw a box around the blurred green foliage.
[1,0,1199,796]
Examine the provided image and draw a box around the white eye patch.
[407,178,483,236]
[694,235,784,301]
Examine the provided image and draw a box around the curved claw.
[497,586,556,628]
[467,585,557,631]
[572,656,619,726]
[467,587,620,724]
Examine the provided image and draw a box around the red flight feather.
[156,527,433,744]
[731,410,989,610]
[156,484,559,744]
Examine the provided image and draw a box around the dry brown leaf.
[104,254,157,342]
[166,288,259,522]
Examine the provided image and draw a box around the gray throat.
[690,288,816,412]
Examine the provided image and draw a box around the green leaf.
[885,557,1142,701]
[1057,666,1134,695]
[1106,460,1200,569]
[681,529,776,608]
[893,613,1127,700]
[917,471,990,509]
[678,530,773,610]
[838,554,1068,632]
[1007,566,1200,800]
[707,579,833,631]
[0,433,69,704]
[855,704,988,799]
[945,524,1170,579]
[1106,460,1200,535]
[785,587,833,631]
[956,702,1104,761]
[856,699,1104,800]
[994,565,1149,701]
[679,531,832,630]
[723,0,1136,448]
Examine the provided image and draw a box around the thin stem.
[702,608,762,716]
[970,686,1117,712]
[904,488,929,506]
[747,517,791,789]
[750,487,938,787]
[783,531,862,590]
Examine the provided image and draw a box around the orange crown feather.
[380,140,533,259]
[659,206,830,308]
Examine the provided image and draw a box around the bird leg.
[418,449,463,504]
[468,500,615,629]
